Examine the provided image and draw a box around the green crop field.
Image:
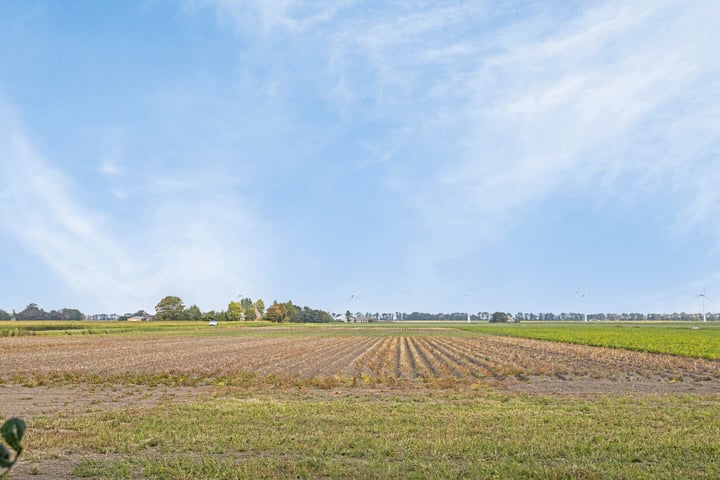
[460,322,720,359]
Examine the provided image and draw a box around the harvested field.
[1,328,718,393]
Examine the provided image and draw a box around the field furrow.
[405,337,441,378]
[414,338,465,378]
[400,336,417,378]
[352,336,396,377]
[311,336,379,377]
[433,338,506,378]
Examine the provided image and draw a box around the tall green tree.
[155,296,185,321]
[264,302,290,323]
[184,305,203,322]
[227,301,243,321]
[16,304,48,320]
[262,301,331,323]
[254,299,265,317]
[0,310,10,321]
[58,308,83,320]
[489,311,513,323]
[244,307,257,321]
[203,310,227,322]
[240,297,257,321]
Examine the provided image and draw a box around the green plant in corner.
[0,417,25,479]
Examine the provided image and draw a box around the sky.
[1,0,719,316]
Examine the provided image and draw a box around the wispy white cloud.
[189,0,355,33]
[199,0,720,311]
[0,105,134,306]
[0,100,270,312]
[309,0,720,251]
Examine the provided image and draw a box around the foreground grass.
[460,322,720,359]
[22,391,720,479]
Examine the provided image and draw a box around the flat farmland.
[1,324,719,391]
[1,322,720,479]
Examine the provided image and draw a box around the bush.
[0,417,25,478]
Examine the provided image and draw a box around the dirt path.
[0,384,213,420]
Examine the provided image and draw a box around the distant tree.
[287,301,302,323]
[16,304,49,320]
[264,302,290,323]
[254,299,265,317]
[345,310,353,322]
[264,300,322,323]
[185,305,203,322]
[297,306,332,323]
[240,297,257,321]
[264,303,281,323]
[244,307,257,321]
[227,301,243,321]
[203,310,227,322]
[155,296,185,321]
[489,311,513,323]
[240,297,252,310]
[0,309,10,321]
[52,308,83,320]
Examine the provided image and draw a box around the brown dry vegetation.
[1,329,718,392]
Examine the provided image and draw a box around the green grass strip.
[459,323,720,359]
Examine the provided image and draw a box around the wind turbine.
[576,291,587,322]
[401,289,409,322]
[464,293,471,323]
[349,293,361,322]
[698,288,712,322]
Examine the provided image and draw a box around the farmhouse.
[127,310,155,322]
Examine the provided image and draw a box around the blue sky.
[1,0,719,316]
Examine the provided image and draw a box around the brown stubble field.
[1,326,719,398]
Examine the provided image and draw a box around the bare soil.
[0,384,212,420]
[2,333,718,384]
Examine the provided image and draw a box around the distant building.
[88,313,119,321]
[127,310,155,322]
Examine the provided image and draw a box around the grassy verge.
[459,323,720,359]
[21,391,720,479]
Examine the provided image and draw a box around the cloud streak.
[200,0,720,311]
[0,101,269,312]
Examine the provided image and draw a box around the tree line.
[346,311,719,322]
[152,296,332,323]
[0,304,83,321]
[3,302,717,322]
[151,295,268,322]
